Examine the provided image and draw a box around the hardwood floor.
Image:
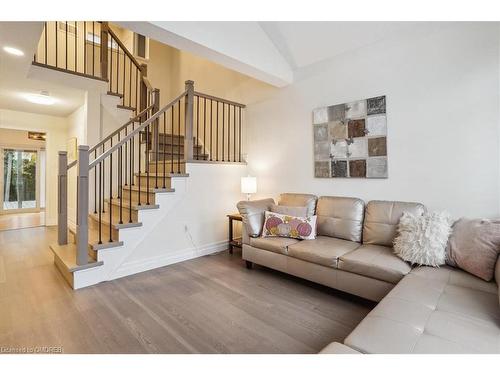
[0,227,374,354]
[0,211,45,231]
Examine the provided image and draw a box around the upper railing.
[34,21,147,114]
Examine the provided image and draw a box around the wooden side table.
[227,213,242,254]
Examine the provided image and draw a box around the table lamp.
[241,176,257,201]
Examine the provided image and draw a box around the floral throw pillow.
[262,211,317,240]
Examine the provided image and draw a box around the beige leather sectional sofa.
[237,193,500,354]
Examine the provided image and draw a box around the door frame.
[0,146,42,215]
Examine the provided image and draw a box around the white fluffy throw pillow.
[393,211,453,267]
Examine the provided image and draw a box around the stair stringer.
[71,176,188,289]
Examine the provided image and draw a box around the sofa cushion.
[363,200,426,247]
[344,266,500,353]
[270,204,308,217]
[237,198,275,237]
[338,244,411,284]
[278,193,317,216]
[316,196,365,242]
[287,236,361,268]
[249,236,299,255]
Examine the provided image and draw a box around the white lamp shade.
[241,176,257,194]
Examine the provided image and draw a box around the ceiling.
[0,22,85,117]
[259,22,420,69]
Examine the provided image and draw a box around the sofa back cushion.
[316,196,365,242]
[363,200,426,247]
[278,193,318,216]
[237,198,275,237]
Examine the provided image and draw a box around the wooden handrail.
[107,27,142,70]
[194,91,246,108]
[89,91,187,170]
[88,104,154,154]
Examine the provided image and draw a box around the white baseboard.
[112,240,229,280]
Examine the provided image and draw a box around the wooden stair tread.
[135,172,189,178]
[89,212,142,229]
[69,226,123,251]
[105,197,159,210]
[107,91,123,98]
[117,104,136,111]
[121,185,175,193]
[50,243,103,272]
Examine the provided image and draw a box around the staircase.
[34,21,246,289]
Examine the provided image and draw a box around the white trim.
[112,240,228,279]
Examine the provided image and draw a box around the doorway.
[0,147,46,230]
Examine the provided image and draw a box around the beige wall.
[0,128,45,149]
[0,109,67,225]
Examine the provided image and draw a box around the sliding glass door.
[1,149,39,213]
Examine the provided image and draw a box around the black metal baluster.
[129,59,132,108]
[116,46,120,95]
[138,117,142,206]
[155,113,159,189]
[135,68,139,115]
[163,113,166,188]
[74,21,77,72]
[129,130,133,223]
[55,22,58,67]
[109,138,113,242]
[98,160,102,244]
[122,52,126,105]
[210,99,213,161]
[83,22,86,75]
[216,101,219,161]
[65,21,68,69]
[118,132,123,225]
[92,22,95,76]
[239,106,242,162]
[222,103,225,161]
[146,121,150,204]
[102,144,105,214]
[196,96,199,159]
[234,105,236,162]
[94,149,97,214]
[229,104,231,162]
[203,97,206,161]
[177,100,181,173]
[44,22,47,65]
[110,36,113,93]
[124,126,128,186]
[170,107,174,174]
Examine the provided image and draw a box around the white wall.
[246,23,500,218]
[66,104,86,225]
[0,109,67,224]
[124,163,246,266]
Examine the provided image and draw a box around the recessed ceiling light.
[3,46,24,56]
[24,91,58,106]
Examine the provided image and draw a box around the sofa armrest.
[319,342,361,354]
[237,198,275,244]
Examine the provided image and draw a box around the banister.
[193,91,246,108]
[107,27,142,70]
[89,90,187,170]
[67,160,77,170]
[88,104,154,154]
[142,76,153,91]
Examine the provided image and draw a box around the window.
[134,33,149,60]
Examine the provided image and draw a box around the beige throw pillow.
[446,218,500,281]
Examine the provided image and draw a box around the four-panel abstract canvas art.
[313,95,388,178]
